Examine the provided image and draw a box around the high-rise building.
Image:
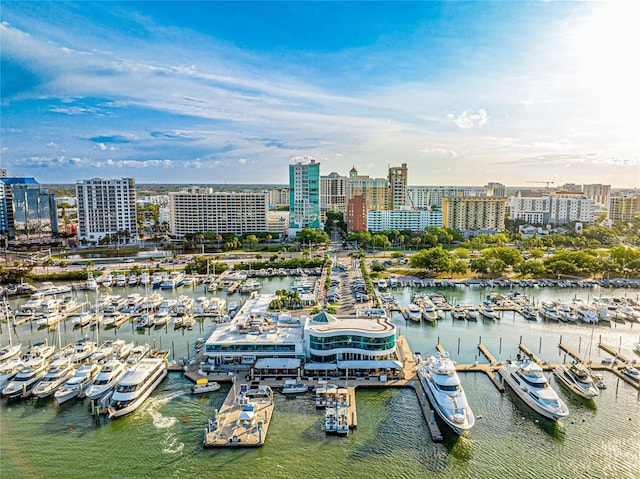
[346,195,367,232]
[0,169,6,178]
[0,177,58,241]
[346,166,387,231]
[269,187,290,209]
[560,183,582,192]
[582,184,611,207]
[289,158,321,234]
[366,208,443,232]
[388,163,408,209]
[169,187,268,237]
[607,195,640,222]
[407,186,483,209]
[76,178,137,244]
[509,192,595,226]
[442,196,506,235]
[320,172,348,221]
[485,182,506,197]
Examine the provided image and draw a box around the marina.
[1,274,640,478]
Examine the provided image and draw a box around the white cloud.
[447,109,488,129]
[238,158,247,165]
[420,148,458,158]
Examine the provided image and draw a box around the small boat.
[406,303,422,322]
[479,302,498,320]
[422,305,439,323]
[520,307,538,321]
[451,306,466,320]
[86,272,98,291]
[281,380,308,394]
[54,363,100,404]
[539,302,561,321]
[191,378,221,394]
[377,279,388,290]
[621,365,640,381]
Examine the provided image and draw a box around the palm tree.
[42,257,54,274]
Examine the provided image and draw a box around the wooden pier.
[412,379,443,442]
[518,343,544,365]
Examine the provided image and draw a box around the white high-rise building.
[320,171,348,221]
[407,186,483,209]
[366,208,443,232]
[510,193,595,225]
[76,178,137,244]
[169,187,268,237]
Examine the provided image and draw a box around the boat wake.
[145,390,183,429]
[162,432,184,454]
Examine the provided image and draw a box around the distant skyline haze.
[1,1,638,186]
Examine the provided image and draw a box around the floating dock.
[203,383,274,448]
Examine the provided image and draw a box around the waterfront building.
[269,187,290,209]
[366,208,443,232]
[388,163,408,210]
[303,311,401,377]
[289,158,321,234]
[320,172,348,222]
[407,185,482,209]
[202,294,305,369]
[169,187,268,237]
[485,182,506,197]
[76,178,137,244]
[583,184,611,207]
[607,194,640,222]
[0,177,59,241]
[267,211,289,238]
[442,196,506,236]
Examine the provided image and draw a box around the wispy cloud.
[447,109,488,129]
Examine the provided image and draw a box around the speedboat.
[191,378,221,394]
[553,362,599,399]
[84,359,127,400]
[0,342,22,363]
[416,351,475,435]
[54,363,100,404]
[479,302,498,320]
[86,272,98,291]
[0,358,25,390]
[539,302,560,321]
[422,305,440,323]
[21,341,56,366]
[126,344,151,365]
[2,361,49,399]
[108,358,167,418]
[621,365,640,381]
[451,306,466,320]
[520,307,538,321]
[499,356,569,421]
[406,303,422,322]
[32,358,76,399]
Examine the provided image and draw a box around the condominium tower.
[76,178,137,244]
[289,158,321,233]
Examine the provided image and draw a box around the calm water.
[1,282,639,478]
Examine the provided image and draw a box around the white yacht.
[21,341,56,366]
[422,304,439,323]
[573,302,598,324]
[84,359,128,400]
[479,302,498,320]
[281,380,308,394]
[192,297,210,315]
[108,358,167,418]
[499,356,569,421]
[553,362,599,399]
[191,378,221,394]
[54,363,100,404]
[126,343,150,365]
[69,338,98,364]
[416,351,475,435]
[86,272,98,291]
[539,302,561,321]
[2,361,49,399]
[406,303,422,322]
[621,365,640,381]
[122,293,144,314]
[0,342,22,363]
[0,358,25,390]
[32,358,76,398]
[376,279,388,290]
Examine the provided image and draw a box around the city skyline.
[1,2,638,187]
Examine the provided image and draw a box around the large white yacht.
[416,351,475,435]
[499,356,569,421]
[553,362,599,399]
[406,303,422,322]
[108,358,167,418]
[2,361,49,399]
[84,359,127,400]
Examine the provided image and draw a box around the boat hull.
[108,367,167,418]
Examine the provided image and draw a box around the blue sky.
[1,1,638,186]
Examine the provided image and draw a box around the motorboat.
[573,302,598,324]
[101,274,114,288]
[0,341,22,363]
[152,312,171,329]
[160,272,185,289]
[281,380,308,394]
[192,297,210,315]
[2,361,49,399]
[539,302,561,321]
[54,363,100,404]
[406,303,422,322]
[115,274,127,287]
[499,356,569,421]
[108,358,167,418]
[139,293,163,311]
[173,295,194,316]
[21,341,56,366]
[35,311,64,329]
[126,344,151,365]
[0,358,25,390]
[71,311,95,328]
[464,307,479,322]
[191,378,221,394]
[451,306,466,320]
[86,272,98,291]
[555,302,578,322]
[621,365,640,381]
[68,338,98,364]
[415,351,475,435]
[32,358,76,398]
[377,279,388,290]
[102,312,129,329]
[553,362,599,399]
[122,293,144,313]
[479,302,498,320]
[422,305,439,323]
[84,359,128,400]
[135,314,153,330]
[520,307,538,321]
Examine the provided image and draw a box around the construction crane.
[527,181,555,189]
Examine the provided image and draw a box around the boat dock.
[203,382,275,448]
[412,378,443,442]
[518,343,544,364]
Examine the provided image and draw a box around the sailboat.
[0,305,22,362]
